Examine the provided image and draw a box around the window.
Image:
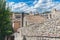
[15,15,21,18]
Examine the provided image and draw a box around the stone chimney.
[51,9,57,18]
[51,9,56,13]
[48,14,51,19]
[34,11,39,15]
[29,11,34,15]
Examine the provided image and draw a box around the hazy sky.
[6,0,60,13]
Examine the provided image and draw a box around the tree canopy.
[0,0,13,40]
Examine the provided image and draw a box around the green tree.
[0,0,13,40]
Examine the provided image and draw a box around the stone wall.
[24,36,60,40]
[12,13,22,31]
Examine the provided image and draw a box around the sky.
[6,0,60,13]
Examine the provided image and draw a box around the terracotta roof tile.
[21,18,60,37]
[25,15,46,23]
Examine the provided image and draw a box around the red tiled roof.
[25,15,46,23]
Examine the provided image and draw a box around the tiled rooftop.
[21,17,60,37]
[25,15,46,23]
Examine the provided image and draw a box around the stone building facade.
[5,13,23,40]
[14,9,60,40]
[11,13,22,32]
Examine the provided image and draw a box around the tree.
[0,0,13,40]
